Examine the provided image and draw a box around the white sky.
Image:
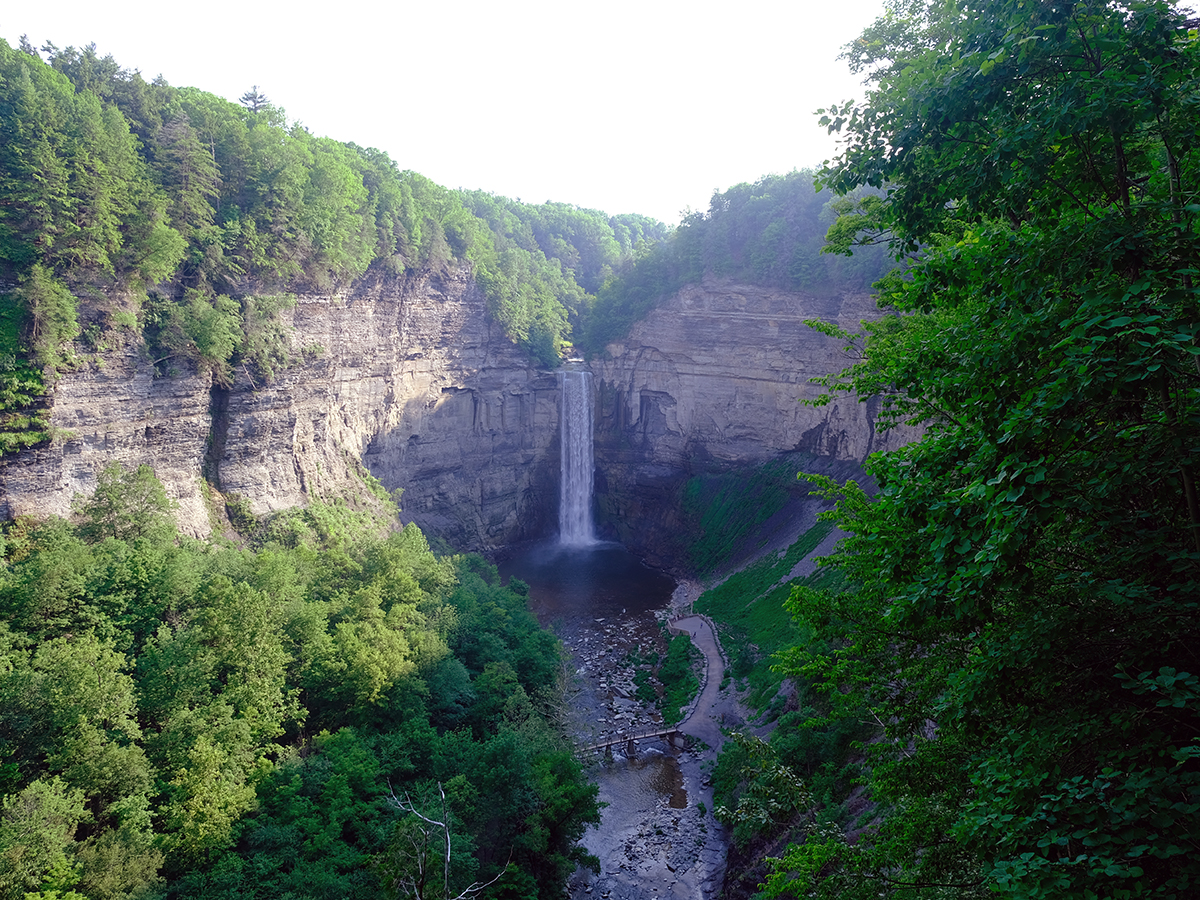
[3,0,886,226]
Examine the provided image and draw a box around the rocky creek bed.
[561,598,729,900]
[502,543,757,900]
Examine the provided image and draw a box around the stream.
[500,541,729,900]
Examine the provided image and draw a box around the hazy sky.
[3,0,887,225]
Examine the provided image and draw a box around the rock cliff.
[215,268,561,548]
[0,273,911,555]
[590,280,917,555]
[0,327,216,535]
[0,267,561,548]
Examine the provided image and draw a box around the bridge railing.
[577,726,682,754]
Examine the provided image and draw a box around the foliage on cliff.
[0,35,899,439]
[0,37,666,431]
[0,463,598,900]
[749,2,1200,898]
[577,171,894,352]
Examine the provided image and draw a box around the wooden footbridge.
[578,726,687,758]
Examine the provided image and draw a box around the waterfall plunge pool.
[498,541,676,749]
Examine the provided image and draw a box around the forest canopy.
[0,35,668,422]
[0,463,598,899]
[0,32,892,451]
[576,171,893,353]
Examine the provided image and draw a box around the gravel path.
[670,615,727,750]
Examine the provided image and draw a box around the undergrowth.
[659,634,701,725]
[627,635,701,724]
[0,296,51,452]
[703,517,871,866]
[696,518,835,713]
[682,455,820,575]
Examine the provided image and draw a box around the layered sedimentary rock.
[593,280,907,464]
[0,329,215,534]
[0,268,561,548]
[589,280,916,552]
[0,273,909,554]
[215,269,561,547]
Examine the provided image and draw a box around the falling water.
[559,369,595,545]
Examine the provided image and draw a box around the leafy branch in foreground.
[770,1,1200,898]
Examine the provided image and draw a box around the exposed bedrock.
[0,273,912,555]
[590,280,918,563]
[213,269,561,549]
[0,267,560,548]
[0,326,215,535]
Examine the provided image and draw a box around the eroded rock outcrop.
[215,269,561,548]
[590,280,917,556]
[0,328,215,534]
[0,267,560,548]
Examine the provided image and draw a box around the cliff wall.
[215,269,561,547]
[590,280,917,556]
[0,267,561,548]
[0,273,911,556]
[0,328,216,534]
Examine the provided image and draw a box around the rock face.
[0,329,216,535]
[0,273,911,554]
[215,268,562,548]
[590,280,917,557]
[0,267,561,548]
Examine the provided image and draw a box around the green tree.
[16,265,79,373]
[775,1,1200,898]
[74,462,177,545]
[156,114,221,243]
[238,86,269,113]
[0,777,88,897]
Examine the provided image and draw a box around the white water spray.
[559,370,595,546]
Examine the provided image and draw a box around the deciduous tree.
[777,1,1200,897]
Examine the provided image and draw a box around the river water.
[500,542,728,900]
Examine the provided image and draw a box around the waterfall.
[559,370,595,546]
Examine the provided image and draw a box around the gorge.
[0,271,909,564]
[5,8,1199,897]
[0,266,905,898]
[0,265,901,896]
[0,55,907,890]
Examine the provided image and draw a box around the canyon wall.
[0,272,911,554]
[0,327,216,535]
[215,269,561,548]
[589,280,917,555]
[0,267,561,548]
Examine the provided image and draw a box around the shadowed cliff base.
[593,450,870,577]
